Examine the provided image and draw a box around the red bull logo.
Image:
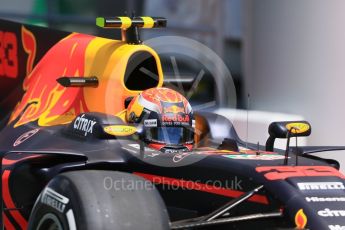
[163,105,185,113]
[162,114,190,122]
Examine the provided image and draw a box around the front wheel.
[28,170,170,230]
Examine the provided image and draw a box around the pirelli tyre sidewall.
[27,174,81,230]
[28,170,170,230]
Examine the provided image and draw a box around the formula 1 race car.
[0,17,345,230]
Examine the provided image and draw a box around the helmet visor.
[145,127,194,145]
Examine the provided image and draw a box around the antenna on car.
[246,94,250,149]
[256,142,260,155]
[96,16,167,44]
[295,135,299,165]
[284,126,299,165]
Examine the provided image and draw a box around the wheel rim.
[36,213,63,230]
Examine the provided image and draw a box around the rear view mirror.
[265,121,311,151]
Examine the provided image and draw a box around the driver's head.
[126,87,194,153]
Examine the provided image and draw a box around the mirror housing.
[103,124,145,140]
[103,125,138,137]
[265,121,311,151]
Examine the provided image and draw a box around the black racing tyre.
[28,170,170,230]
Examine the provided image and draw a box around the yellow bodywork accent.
[118,17,132,29]
[104,125,137,136]
[141,17,155,28]
[116,109,127,122]
[11,31,164,127]
[126,95,144,121]
[82,36,163,118]
[285,122,310,134]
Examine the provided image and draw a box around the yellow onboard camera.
[96,16,167,44]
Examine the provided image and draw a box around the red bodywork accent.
[184,144,193,151]
[2,170,27,229]
[3,212,15,230]
[134,172,268,205]
[9,33,94,127]
[148,143,165,151]
[2,154,44,229]
[256,166,345,180]
[2,154,41,166]
[148,143,194,151]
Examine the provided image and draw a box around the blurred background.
[1,0,345,170]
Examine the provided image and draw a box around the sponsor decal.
[256,166,345,180]
[121,145,161,157]
[329,225,345,230]
[306,197,345,202]
[173,150,232,162]
[66,209,77,230]
[103,125,137,136]
[13,128,40,147]
[298,182,345,191]
[164,148,181,154]
[172,149,245,163]
[41,188,69,213]
[198,150,235,154]
[127,144,156,152]
[240,150,276,155]
[237,147,278,155]
[295,209,307,229]
[318,208,345,217]
[145,152,161,157]
[162,114,190,122]
[144,119,157,127]
[223,154,286,160]
[173,152,194,162]
[286,122,310,134]
[73,114,96,136]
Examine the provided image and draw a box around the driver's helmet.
[126,87,194,153]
